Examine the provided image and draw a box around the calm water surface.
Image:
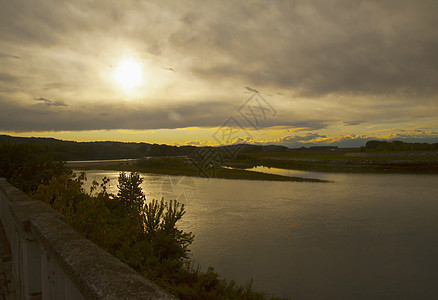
[79,169,438,299]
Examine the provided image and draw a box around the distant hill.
[0,135,289,161]
[2,135,437,161]
[0,135,196,160]
[364,140,438,152]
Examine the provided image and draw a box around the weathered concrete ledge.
[0,178,176,299]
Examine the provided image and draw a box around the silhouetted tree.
[117,172,145,213]
[0,143,65,193]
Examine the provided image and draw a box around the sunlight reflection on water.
[76,169,438,299]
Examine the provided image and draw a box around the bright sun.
[114,59,143,90]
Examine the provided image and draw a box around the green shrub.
[34,171,284,299]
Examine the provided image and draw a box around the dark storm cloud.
[0,100,229,132]
[33,97,67,107]
[172,0,438,96]
[0,0,128,46]
[245,87,259,94]
[4,0,437,96]
[0,0,437,133]
[0,53,20,59]
[0,73,18,83]
[0,99,332,132]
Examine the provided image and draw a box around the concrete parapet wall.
[0,178,175,300]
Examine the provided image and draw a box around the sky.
[1,0,438,148]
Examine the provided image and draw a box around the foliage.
[0,134,198,160]
[89,159,323,182]
[365,140,438,152]
[117,172,145,213]
[33,172,87,218]
[16,164,283,299]
[0,143,66,193]
[144,198,194,261]
[3,133,299,162]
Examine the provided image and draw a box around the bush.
[0,143,66,193]
[33,171,283,299]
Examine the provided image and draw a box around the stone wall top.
[0,178,176,300]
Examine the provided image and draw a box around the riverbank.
[75,160,327,183]
[251,156,438,174]
[225,149,438,174]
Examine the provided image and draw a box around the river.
[77,168,438,299]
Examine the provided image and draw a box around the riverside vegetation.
[0,143,284,299]
[81,156,325,182]
[2,134,437,176]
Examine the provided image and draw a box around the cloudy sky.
[1,0,437,147]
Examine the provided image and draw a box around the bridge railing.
[0,178,175,300]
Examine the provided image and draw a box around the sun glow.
[114,59,143,90]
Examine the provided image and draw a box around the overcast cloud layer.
[1,0,438,145]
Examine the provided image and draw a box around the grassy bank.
[76,157,327,182]
[227,147,438,174]
[255,158,438,174]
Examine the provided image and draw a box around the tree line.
[364,140,438,152]
[0,134,289,161]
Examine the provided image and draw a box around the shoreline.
[74,163,328,183]
[253,158,438,174]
